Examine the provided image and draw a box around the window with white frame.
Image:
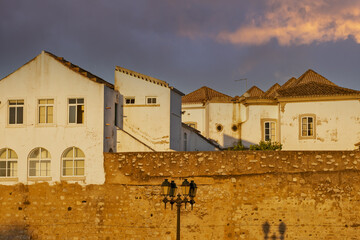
[125,97,135,104]
[0,148,18,177]
[38,99,54,124]
[146,97,157,105]
[301,116,315,138]
[264,121,276,142]
[62,147,85,176]
[9,100,24,124]
[68,98,84,124]
[28,148,51,177]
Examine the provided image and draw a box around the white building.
[182,86,236,148]
[182,70,360,150]
[0,51,219,185]
[0,51,118,185]
[115,67,219,152]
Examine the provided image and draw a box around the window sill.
[299,136,316,140]
[6,124,26,128]
[35,124,57,128]
[0,177,18,182]
[28,177,52,181]
[60,176,86,181]
[122,104,160,107]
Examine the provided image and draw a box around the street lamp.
[161,179,197,240]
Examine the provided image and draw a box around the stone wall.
[1,151,360,239]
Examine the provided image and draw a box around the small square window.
[125,97,135,104]
[146,97,157,105]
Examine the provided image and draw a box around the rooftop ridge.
[243,85,264,97]
[44,51,114,89]
[295,69,337,87]
[116,66,169,88]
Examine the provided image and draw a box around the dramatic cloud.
[217,0,360,46]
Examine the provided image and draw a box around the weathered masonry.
[1,151,360,239]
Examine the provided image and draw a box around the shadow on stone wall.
[0,225,31,240]
[263,221,286,240]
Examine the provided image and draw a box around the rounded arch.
[61,147,85,177]
[0,148,18,177]
[28,147,51,177]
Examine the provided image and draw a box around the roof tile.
[182,86,232,103]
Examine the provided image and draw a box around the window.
[115,103,118,126]
[300,115,316,139]
[9,100,24,124]
[38,99,54,124]
[125,97,135,104]
[68,98,84,124]
[184,133,188,151]
[0,148,18,177]
[264,121,276,141]
[146,97,157,105]
[28,148,51,177]
[62,147,85,176]
[261,119,277,142]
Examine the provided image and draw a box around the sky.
[1,0,360,96]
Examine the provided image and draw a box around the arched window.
[62,147,85,176]
[0,148,18,177]
[28,148,51,177]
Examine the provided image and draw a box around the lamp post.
[161,179,197,240]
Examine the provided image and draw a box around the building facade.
[0,51,118,185]
[182,70,360,150]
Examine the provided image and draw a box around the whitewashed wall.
[207,102,238,148]
[239,104,278,148]
[115,69,172,151]
[280,100,360,150]
[0,52,107,185]
[182,103,206,135]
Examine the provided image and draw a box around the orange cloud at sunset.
[217,0,360,46]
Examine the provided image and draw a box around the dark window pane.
[77,105,84,123]
[308,117,313,123]
[0,169,5,177]
[9,107,15,124]
[0,161,6,168]
[69,99,76,104]
[77,98,84,104]
[17,107,23,124]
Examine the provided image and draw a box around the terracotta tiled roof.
[182,86,232,104]
[115,66,184,96]
[45,51,114,89]
[294,69,336,87]
[243,86,264,98]
[263,83,281,97]
[278,77,297,91]
[276,82,360,97]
